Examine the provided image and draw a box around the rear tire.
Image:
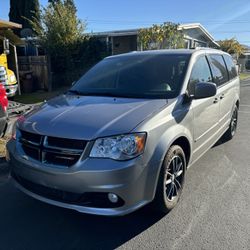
[152,145,186,214]
[223,104,238,141]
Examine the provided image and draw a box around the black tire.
[152,145,186,214]
[223,104,238,141]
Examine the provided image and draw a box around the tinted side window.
[188,56,212,94]
[223,54,238,79]
[208,54,229,86]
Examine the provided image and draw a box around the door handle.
[213,98,219,103]
[220,94,225,100]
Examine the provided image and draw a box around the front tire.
[153,145,186,214]
[223,104,238,141]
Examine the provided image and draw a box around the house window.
[194,41,207,48]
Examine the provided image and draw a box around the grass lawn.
[240,73,250,80]
[13,86,69,104]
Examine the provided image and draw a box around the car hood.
[18,94,169,140]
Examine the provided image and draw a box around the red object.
[0,83,8,112]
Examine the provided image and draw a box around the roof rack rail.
[192,47,218,50]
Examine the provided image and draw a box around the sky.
[1,0,250,45]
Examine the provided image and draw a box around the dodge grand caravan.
[7,49,240,216]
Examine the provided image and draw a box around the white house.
[90,23,219,55]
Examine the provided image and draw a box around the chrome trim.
[19,131,86,166]
[20,137,40,147]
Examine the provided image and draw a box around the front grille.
[20,130,42,144]
[22,144,40,160]
[47,137,86,150]
[19,130,87,167]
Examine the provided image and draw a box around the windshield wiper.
[67,90,140,98]
[88,91,144,98]
[88,92,122,97]
[66,89,84,95]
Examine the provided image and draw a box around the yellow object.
[0,53,8,68]
[0,54,17,85]
[0,19,22,97]
[0,55,18,97]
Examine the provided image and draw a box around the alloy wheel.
[231,108,238,136]
[165,155,184,201]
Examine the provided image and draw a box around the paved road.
[0,80,250,250]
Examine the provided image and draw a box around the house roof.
[0,19,22,30]
[88,23,219,48]
[178,23,219,47]
[88,28,138,37]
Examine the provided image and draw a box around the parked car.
[0,83,8,137]
[7,48,240,216]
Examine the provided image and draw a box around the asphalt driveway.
[0,80,249,250]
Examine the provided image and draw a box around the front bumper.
[4,84,18,97]
[7,139,155,216]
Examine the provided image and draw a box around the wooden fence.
[18,56,51,91]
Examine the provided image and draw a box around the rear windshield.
[71,54,190,99]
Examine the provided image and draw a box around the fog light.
[108,193,118,203]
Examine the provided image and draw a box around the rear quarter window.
[208,54,229,86]
[223,54,238,79]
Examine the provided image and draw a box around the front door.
[188,55,220,159]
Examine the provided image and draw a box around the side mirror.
[3,38,10,55]
[194,82,217,99]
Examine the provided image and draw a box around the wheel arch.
[235,99,240,109]
[145,130,192,201]
[171,136,191,166]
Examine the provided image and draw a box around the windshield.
[71,54,190,99]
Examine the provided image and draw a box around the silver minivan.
[7,48,240,216]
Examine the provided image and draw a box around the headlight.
[12,116,25,140]
[90,133,146,160]
[9,74,16,83]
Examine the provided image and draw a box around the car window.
[208,54,229,86]
[188,56,212,94]
[223,54,238,79]
[72,54,190,99]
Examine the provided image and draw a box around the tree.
[218,38,245,59]
[9,0,40,35]
[29,0,108,87]
[138,22,185,50]
[48,0,60,3]
[30,0,85,71]
[48,0,76,12]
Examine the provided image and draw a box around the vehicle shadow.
[0,157,10,182]
[0,178,165,250]
[212,137,228,148]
